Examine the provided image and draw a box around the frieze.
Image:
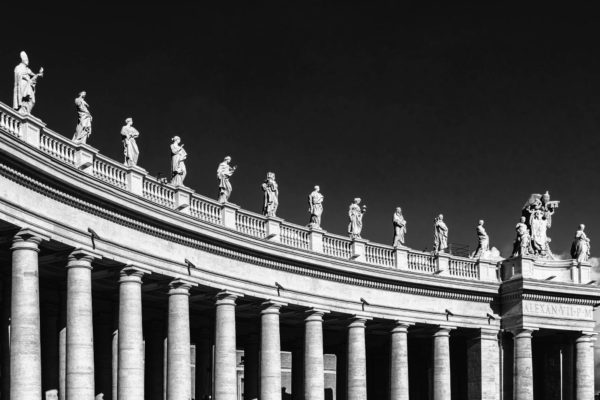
[523,301,593,320]
[501,291,598,306]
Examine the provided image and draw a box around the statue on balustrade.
[170,136,187,186]
[348,198,366,239]
[13,51,44,115]
[121,118,140,167]
[217,156,237,203]
[392,207,407,247]
[262,172,279,217]
[72,91,92,144]
[570,224,591,263]
[471,219,489,258]
[433,214,448,254]
[512,216,532,257]
[308,185,324,229]
[521,191,559,259]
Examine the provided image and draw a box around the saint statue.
[512,216,531,257]
[217,156,237,203]
[308,185,324,229]
[13,51,44,115]
[521,191,559,259]
[392,207,407,247]
[433,214,448,254]
[348,198,366,239]
[170,136,187,186]
[73,91,92,144]
[570,224,591,263]
[262,172,279,217]
[121,118,140,167]
[471,220,489,258]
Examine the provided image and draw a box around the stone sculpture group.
[10,52,592,262]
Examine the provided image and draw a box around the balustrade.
[190,195,222,224]
[40,131,76,166]
[280,224,310,250]
[235,211,267,238]
[448,257,479,279]
[407,251,436,273]
[323,235,353,259]
[0,105,21,137]
[93,156,128,188]
[143,178,175,208]
[365,244,395,267]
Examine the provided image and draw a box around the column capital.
[511,328,536,338]
[215,290,244,306]
[261,300,287,314]
[119,265,151,284]
[168,278,196,295]
[575,332,598,343]
[348,314,372,328]
[478,328,501,340]
[11,228,49,251]
[67,248,101,270]
[305,308,330,321]
[391,320,412,333]
[433,326,455,337]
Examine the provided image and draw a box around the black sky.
[3,4,600,257]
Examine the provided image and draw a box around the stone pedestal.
[166,280,193,400]
[305,309,327,400]
[244,335,259,400]
[125,165,147,197]
[260,301,286,400]
[118,266,149,400]
[394,246,409,270]
[10,229,47,400]
[214,291,242,400]
[433,327,452,400]
[513,329,534,400]
[575,332,596,400]
[266,218,282,242]
[74,143,98,174]
[351,240,367,262]
[467,329,500,400]
[347,317,368,400]
[390,322,410,400]
[66,249,99,400]
[309,229,324,253]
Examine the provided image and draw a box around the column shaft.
[467,330,500,400]
[390,322,409,400]
[167,280,192,400]
[260,301,285,400]
[513,329,533,400]
[347,318,367,400]
[433,327,452,400]
[214,292,239,400]
[575,333,595,400]
[305,311,325,400]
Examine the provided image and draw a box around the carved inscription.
[523,301,593,320]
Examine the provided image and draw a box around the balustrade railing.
[190,195,222,225]
[142,177,175,208]
[365,243,395,267]
[93,155,127,189]
[449,257,479,279]
[235,210,267,238]
[280,223,310,250]
[408,251,436,273]
[0,105,21,137]
[323,234,353,259]
[40,129,76,166]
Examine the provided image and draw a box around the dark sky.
[3,4,600,257]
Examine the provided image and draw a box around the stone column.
[10,229,47,400]
[260,301,286,400]
[305,309,327,400]
[166,279,193,400]
[58,291,66,400]
[118,266,149,400]
[195,327,212,400]
[575,332,596,400]
[513,329,534,400]
[432,327,452,400]
[347,317,368,400]
[214,291,242,400]
[390,321,410,400]
[244,334,259,400]
[467,329,500,400]
[66,249,98,400]
[112,329,118,400]
[1,277,11,400]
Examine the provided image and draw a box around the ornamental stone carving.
[13,51,44,115]
[392,207,406,247]
[308,185,324,229]
[433,214,448,254]
[348,198,366,239]
[261,172,279,217]
[570,224,591,263]
[170,136,187,186]
[471,220,490,259]
[73,91,92,144]
[217,156,236,203]
[121,117,140,167]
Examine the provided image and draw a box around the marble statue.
[170,136,187,186]
[348,198,366,239]
[13,51,44,115]
[521,191,559,259]
[433,214,448,254]
[217,156,237,203]
[73,91,92,144]
[392,207,407,247]
[262,172,279,217]
[308,186,324,229]
[121,118,140,167]
[570,224,591,263]
[471,220,489,258]
[512,216,532,257]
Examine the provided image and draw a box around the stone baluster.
[347,316,370,400]
[390,321,411,400]
[575,332,596,400]
[214,291,242,400]
[260,301,286,400]
[433,327,453,400]
[513,329,534,400]
[305,309,328,400]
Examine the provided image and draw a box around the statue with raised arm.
[433,214,448,254]
[170,136,187,186]
[348,198,366,239]
[471,220,489,258]
[262,172,279,217]
[13,51,44,115]
[521,190,559,258]
[121,118,140,167]
[217,156,237,203]
[308,185,324,229]
[512,216,531,257]
[72,91,92,144]
[571,224,591,263]
[392,207,407,247]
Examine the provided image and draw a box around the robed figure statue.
[217,156,237,203]
[348,198,366,239]
[570,224,591,263]
[471,220,489,258]
[262,172,279,217]
[433,214,448,254]
[121,118,140,167]
[308,186,324,229]
[13,51,44,115]
[512,216,532,257]
[392,207,407,247]
[73,91,92,144]
[170,136,187,186]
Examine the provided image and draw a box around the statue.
[512,216,532,257]
[570,224,591,263]
[73,91,92,144]
[13,51,44,115]
[170,136,187,186]
[121,118,140,167]
[392,207,407,247]
[308,186,324,229]
[433,214,448,254]
[348,198,366,239]
[521,191,559,258]
[471,220,489,258]
[262,172,279,217]
[217,156,237,203]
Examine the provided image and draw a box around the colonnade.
[4,228,598,400]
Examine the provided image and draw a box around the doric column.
[390,321,410,400]
[467,329,500,400]
[166,279,194,400]
[305,309,327,400]
[118,266,150,400]
[513,329,534,400]
[260,300,286,400]
[432,327,453,400]
[10,229,48,400]
[214,291,242,400]
[575,332,596,400]
[347,316,368,400]
[66,249,99,400]
[244,334,259,400]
